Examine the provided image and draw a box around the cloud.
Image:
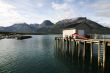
[0,1,15,10]
[64,0,74,2]
[37,3,43,7]
[88,1,110,10]
[0,0,30,26]
[52,2,70,11]
[80,0,110,17]
[0,0,48,26]
[96,11,110,17]
[0,0,110,27]
[51,2,78,21]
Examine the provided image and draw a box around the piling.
[103,41,106,70]
[82,41,86,63]
[90,41,93,64]
[98,41,101,67]
[55,37,110,71]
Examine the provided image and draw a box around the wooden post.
[57,38,59,49]
[59,38,61,49]
[67,37,69,52]
[62,38,65,53]
[90,41,93,64]
[60,38,63,53]
[98,41,100,66]
[76,41,78,57]
[72,39,76,57]
[55,37,57,54]
[56,38,59,54]
[65,37,67,52]
[58,38,61,51]
[83,41,86,63]
[71,39,74,57]
[78,41,80,58]
[103,41,106,70]
[55,37,57,49]
[56,38,58,49]
[64,38,67,52]
[68,38,71,54]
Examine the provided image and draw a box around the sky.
[0,0,110,27]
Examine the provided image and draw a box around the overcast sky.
[0,0,110,27]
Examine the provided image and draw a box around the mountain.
[30,24,40,29]
[30,24,40,32]
[4,23,37,33]
[0,26,5,31]
[40,20,54,28]
[0,17,109,34]
[52,17,110,34]
[37,20,54,33]
[55,17,103,28]
[0,23,39,33]
[0,20,54,33]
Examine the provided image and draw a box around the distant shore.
[0,31,61,35]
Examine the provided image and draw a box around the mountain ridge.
[0,17,109,34]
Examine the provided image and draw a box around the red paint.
[72,33,88,40]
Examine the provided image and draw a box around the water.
[0,35,69,73]
[0,35,109,73]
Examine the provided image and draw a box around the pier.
[55,37,110,72]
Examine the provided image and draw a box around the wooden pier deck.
[55,37,110,71]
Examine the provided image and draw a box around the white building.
[63,28,85,38]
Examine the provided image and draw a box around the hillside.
[52,17,110,34]
[0,20,54,33]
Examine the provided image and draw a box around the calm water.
[0,35,70,73]
[0,35,109,73]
